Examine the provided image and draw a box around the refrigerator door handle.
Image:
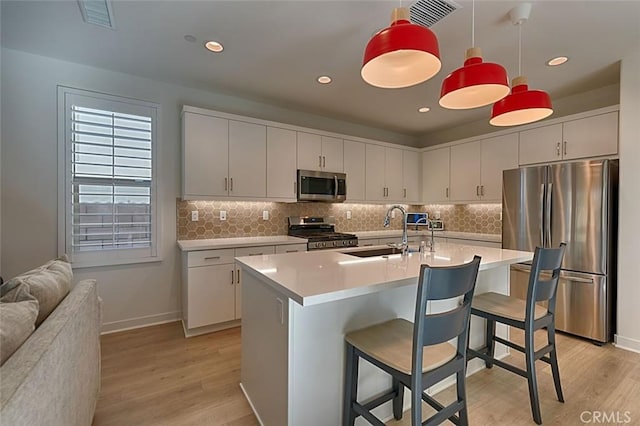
[540,183,546,247]
[559,271,594,284]
[546,183,553,248]
[511,264,532,274]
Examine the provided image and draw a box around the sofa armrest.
[0,279,101,426]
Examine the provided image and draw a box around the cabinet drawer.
[275,244,307,254]
[187,249,235,267]
[235,245,276,257]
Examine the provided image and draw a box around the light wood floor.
[93,322,640,426]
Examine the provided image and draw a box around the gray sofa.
[0,279,101,425]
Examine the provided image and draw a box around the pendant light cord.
[471,0,475,47]
[518,24,522,76]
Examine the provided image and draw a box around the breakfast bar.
[236,243,533,426]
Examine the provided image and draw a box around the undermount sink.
[345,247,405,258]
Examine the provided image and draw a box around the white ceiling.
[1,0,639,140]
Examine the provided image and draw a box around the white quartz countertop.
[236,243,532,306]
[177,235,307,251]
[355,230,501,243]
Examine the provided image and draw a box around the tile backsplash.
[176,200,502,240]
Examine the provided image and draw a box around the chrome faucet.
[427,220,436,252]
[383,205,408,256]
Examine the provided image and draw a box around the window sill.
[68,255,163,269]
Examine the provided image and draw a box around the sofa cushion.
[0,283,39,365]
[6,255,72,326]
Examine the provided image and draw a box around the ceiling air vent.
[410,0,462,28]
[77,0,116,30]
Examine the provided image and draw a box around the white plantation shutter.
[59,88,160,267]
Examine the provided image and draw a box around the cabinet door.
[402,150,420,203]
[519,124,562,165]
[365,144,386,201]
[187,264,235,328]
[297,132,323,171]
[450,142,481,202]
[480,133,519,201]
[321,136,344,172]
[343,140,366,201]
[267,127,297,199]
[422,147,450,203]
[385,147,404,201]
[183,112,228,197]
[228,120,266,197]
[562,112,618,160]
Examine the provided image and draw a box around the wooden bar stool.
[342,256,481,426]
[467,244,566,425]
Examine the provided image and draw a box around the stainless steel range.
[287,216,358,250]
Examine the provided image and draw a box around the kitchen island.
[236,243,532,426]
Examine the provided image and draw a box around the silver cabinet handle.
[476,185,480,196]
[403,188,407,198]
[231,270,234,285]
[285,250,297,253]
[323,156,326,168]
[446,187,449,198]
[204,256,220,261]
[319,155,322,167]
[230,177,233,191]
[481,185,485,196]
[556,142,561,156]
[224,177,228,191]
[236,269,240,284]
[563,141,567,156]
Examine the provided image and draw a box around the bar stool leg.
[392,378,404,420]
[343,344,359,426]
[547,322,565,403]
[485,318,496,368]
[456,369,469,426]
[525,329,543,425]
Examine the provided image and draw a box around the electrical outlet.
[346,210,352,220]
[220,210,227,221]
[191,210,199,221]
[435,211,441,220]
[263,210,269,220]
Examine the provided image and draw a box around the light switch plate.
[346,210,352,220]
[191,210,199,221]
[220,210,227,221]
[263,210,269,220]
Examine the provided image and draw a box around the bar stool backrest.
[412,256,481,374]
[526,243,567,319]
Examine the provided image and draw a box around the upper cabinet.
[402,150,421,203]
[422,147,450,204]
[343,140,366,201]
[519,111,618,165]
[365,145,404,202]
[449,134,518,202]
[182,111,266,200]
[266,127,297,200]
[297,132,343,173]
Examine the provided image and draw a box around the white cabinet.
[267,127,297,200]
[228,120,267,198]
[343,140,366,201]
[402,150,420,203]
[480,134,519,201]
[365,145,403,202]
[519,111,618,165]
[449,134,518,202]
[422,147,450,203]
[297,132,343,172]
[182,112,266,199]
[182,112,229,198]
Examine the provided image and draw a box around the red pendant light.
[439,0,509,109]
[361,7,441,89]
[490,3,553,126]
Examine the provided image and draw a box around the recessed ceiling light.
[184,35,197,43]
[546,56,569,66]
[317,76,332,84]
[204,40,224,53]
[418,107,431,113]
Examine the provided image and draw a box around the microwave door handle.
[334,175,338,197]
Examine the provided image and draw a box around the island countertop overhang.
[236,243,533,307]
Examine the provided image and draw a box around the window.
[58,87,160,267]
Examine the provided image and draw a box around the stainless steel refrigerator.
[502,159,618,343]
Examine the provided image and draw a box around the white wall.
[615,45,640,352]
[0,48,412,331]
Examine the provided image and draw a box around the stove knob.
[321,242,326,248]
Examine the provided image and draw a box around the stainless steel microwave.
[297,170,346,202]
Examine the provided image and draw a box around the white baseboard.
[614,334,640,353]
[100,311,181,335]
[240,382,265,426]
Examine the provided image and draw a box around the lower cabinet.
[276,244,307,254]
